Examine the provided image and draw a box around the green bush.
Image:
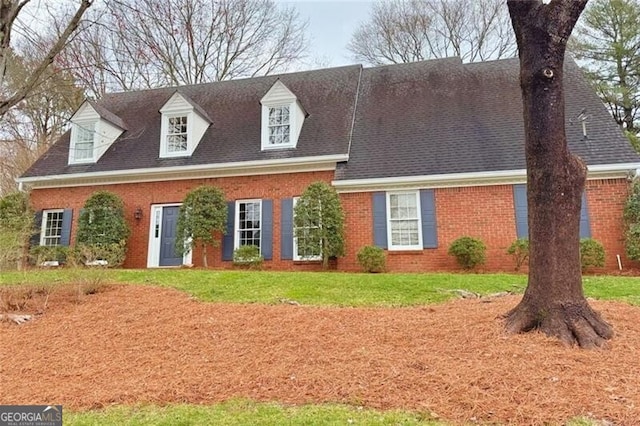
[0,191,33,270]
[448,236,486,270]
[232,245,263,269]
[580,238,605,271]
[625,181,640,262]
[29,245,69,266]
[356,245,386,273]
[506,238,529,271]
[76,191,129,267]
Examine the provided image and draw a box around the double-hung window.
[41,209,65,246]
[293,197,322,261]
[387,191,423,250]
[268,106,291,146]
[235,200,262,249]
[166,115,188,154]
[72,122,96,162]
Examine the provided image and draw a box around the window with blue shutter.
[222,201,235,261]
[280,198,294,260]
[261,199,273,260]
[372,192,388,249]
[513,185,591,238]
[420,189,438,248]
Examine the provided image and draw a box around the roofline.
[18,154,349,189]
[332,163,640,193]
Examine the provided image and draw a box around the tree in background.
[175,185,227,268]
[1,52,84,195]
[347,0,516,65]
[505,0,613,348]
[570,0,640,141]
[0,191,32,270]
[76,191,130,267]
[58,0,308,96]
[294,182,345,269]
[0,0,91,116]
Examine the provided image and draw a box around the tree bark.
[504,0,613,348]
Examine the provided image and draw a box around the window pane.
[43,211,64,246]
[267,106,291,145]
[237,201,261,248]
[75,123,94,160]
[167,116,188,152]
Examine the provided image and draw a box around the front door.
[159,206,182,266]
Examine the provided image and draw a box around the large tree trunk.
[504,0,613,348]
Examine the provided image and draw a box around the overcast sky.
[279,0,375,68]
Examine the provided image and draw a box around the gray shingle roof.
[22,65,361,178]
[22,58,639,181]
[336,57,639,181]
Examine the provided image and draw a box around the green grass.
[2,269,640,306]
[1,269,529,306]
[65,400,444,426]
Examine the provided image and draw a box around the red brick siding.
[29,176,634,273]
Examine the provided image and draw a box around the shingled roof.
[21,65,361,178]
[336,57,639,181]
[21,57,639,182]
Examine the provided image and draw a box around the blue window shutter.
[222,201,235,261]
[372,192,388,249]
[60,209,73,246]
[280,198,294,260]
[420,189,438,248]
[513,184,528,238]
[580,192,591,238]
[261,199,273,260]
[30,210,43,247]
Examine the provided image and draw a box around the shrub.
[0,191,33,270]
[76,191,129,267]
[29,245,69,266]
[356,245,386,273]
[448,236,486,270]
[232,245,263,269]
[625,181,640,262]
[580,238,605,271]
[294,182,345,269]
[506,238,529,271]
[176,185,227,268]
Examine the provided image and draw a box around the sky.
[279,1,375,67]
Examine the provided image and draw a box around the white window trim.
[386,190,423,251]
[261,101,296,150]
[234,199,263,253]
[69,121,97,164]
[40,209,65,246]
[160,112,193,158]
[292,197,322,261]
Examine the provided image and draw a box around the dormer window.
[67,100,126,166]
[71,121,96,163]
[159,91,211,159]
[261,80,306,151]
[268,106,290,145]
[167,116,189,153]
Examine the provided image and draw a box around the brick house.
[18,58,640,272]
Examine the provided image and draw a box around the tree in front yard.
[175,185,227,268]
[76,191,130,267]
[294,182,345,269]
[504,0,613,348]
[0,191,33,270]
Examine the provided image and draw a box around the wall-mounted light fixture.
[134,207,143,220]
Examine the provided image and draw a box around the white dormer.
[159,91,211,158]
[68,101,126,165]
[260,80,306,150]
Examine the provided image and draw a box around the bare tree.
[347,0,516,65]
[505,0,613,348]
[59,0,308,96]
[0,0,91,116]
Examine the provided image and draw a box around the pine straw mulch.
[1,284,639,425]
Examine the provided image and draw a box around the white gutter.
[18,154,349,189]
[333,162,640,193]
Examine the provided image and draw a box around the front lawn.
[2,268,639,306]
